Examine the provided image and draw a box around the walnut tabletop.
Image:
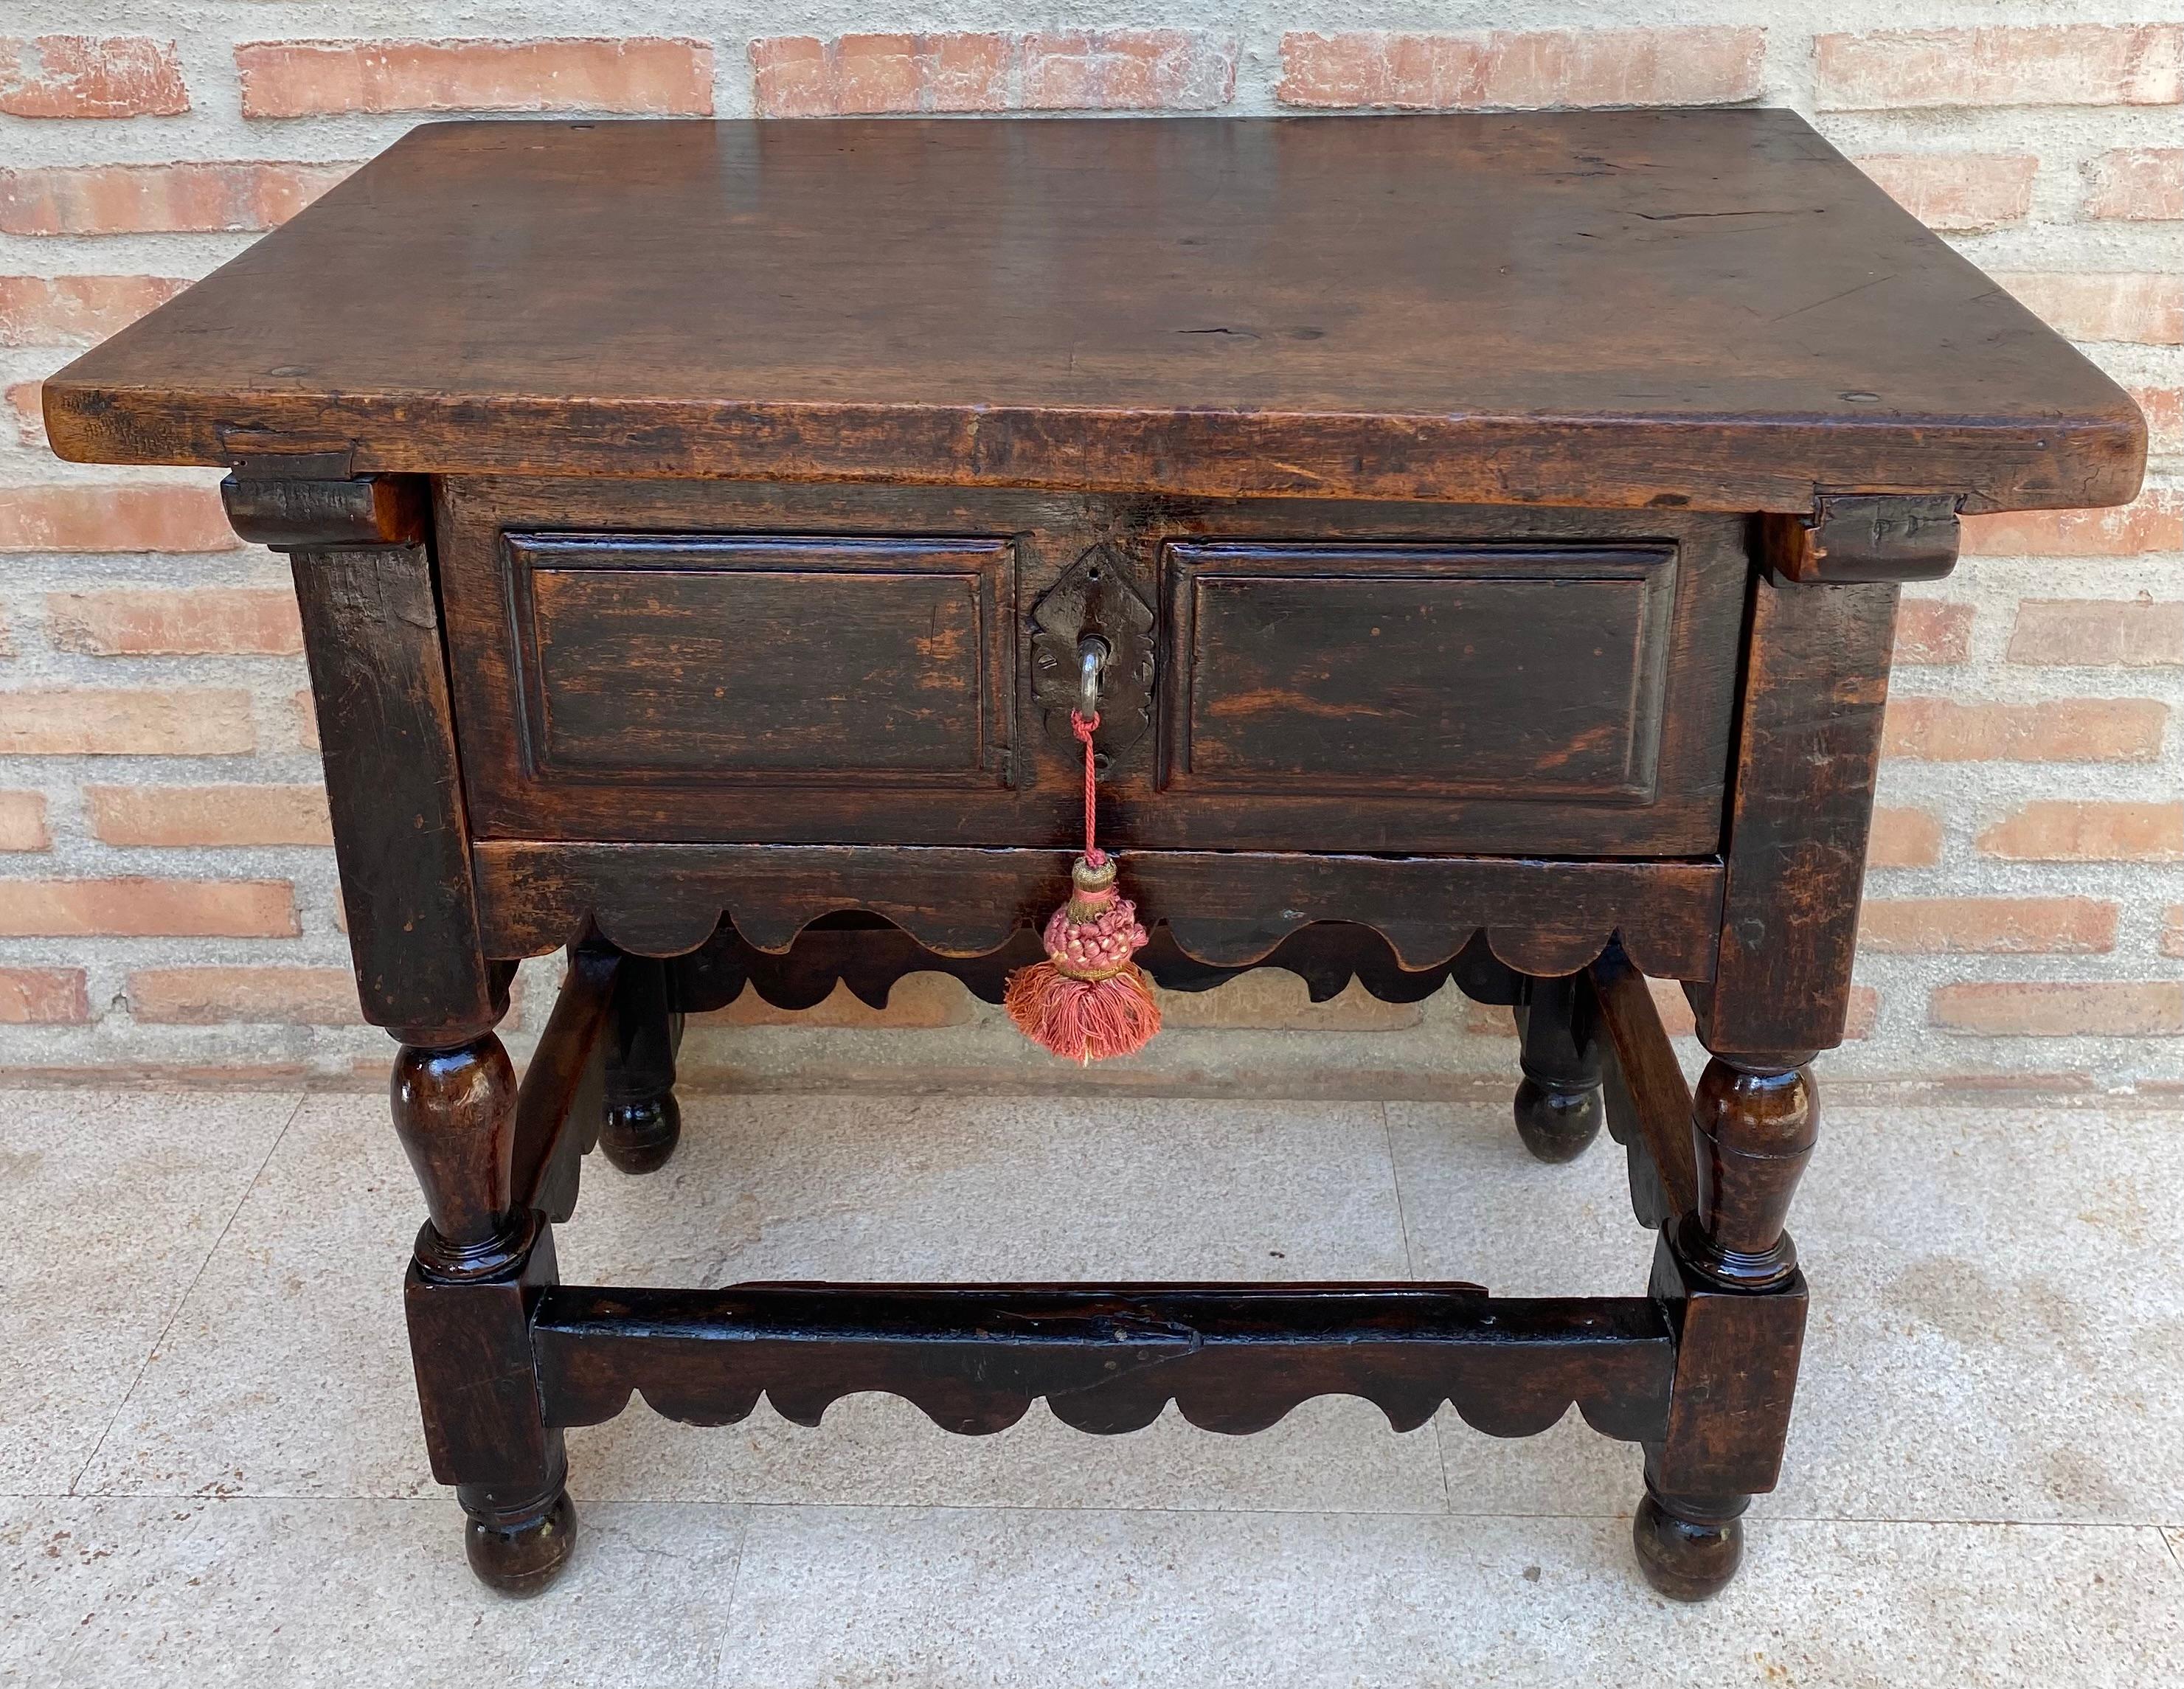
[36,111,2148,1607]
[46,109,2140,512]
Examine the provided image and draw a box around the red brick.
[46,587,300,654]
[0,690,254,755]
[2008,598,2184,667]
[1930,981,2183,1037]
[86,785,332,847]
[1991,273,2183,345]
[235,38,714,117]
[1842,985,1880,1041]
[291,689,320,752]
[1882,698,2166,762]
[0,275,188,346]
[0,967,89,1024]
[1893,599,1974,665]
[2129,386,2183,454]
[1977,801,2183,861]
[0,162,356,237]
[128,965,358,1025]
[5,379,42,448]
[1816,27,2183,110]
[1854,153,2037,232]
[0,36,188,118]
[0,878,296,937]
[750,31,1233,116]
[1859,896,2116,954]
[1021,30,1235,111]
[2163,907,2184,959]
[1961,494,2183,557]
[2085,148,2184,220]
[1867,807,1944,868]
[0,791,50,851]
[1277,28,1763,109]
[0,486,238,553]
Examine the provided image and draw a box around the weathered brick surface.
[2007,599,2184,667]
[46,589,302,655]
[0,276,189,346]
[1931,982,2184,1038]
[1976,801,2183,861]
[0,162,355,237]
[1867,807,1944,868]
[1882,698,2167,762]
[0,690,254,755]
[1961,495,2184,558]
[235,38,715,117]
[0,878,297,937]
[127,965,358,1024]
[0,13,2174,1092]
[1816,27,2184,110]
[0,791,51,852]
[0,488,238,554]
[1859,897,2117,954]
[0,968,89,1024]
[752,32,1234,115]
[1991,273,2184,345]
[2085,148,2184,221]
[86,785,333,847]
[1893,599,1975,665]
[1854,153,2038,233]
[1276,29,1762,110]
[0,36,188,118]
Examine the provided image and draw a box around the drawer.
[438,479,1744,855]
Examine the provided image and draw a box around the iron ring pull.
[1077,637,1110,721]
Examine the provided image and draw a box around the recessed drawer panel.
[505,533,1011,784]
[1162,544,1674,802]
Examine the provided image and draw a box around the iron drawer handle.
[1078,637,1110,719]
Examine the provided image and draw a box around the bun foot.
[1513,1077,1604,1163]
[600,1094,681,1174]
[464,1487,578,1598]
[1632,1491,1744,1601]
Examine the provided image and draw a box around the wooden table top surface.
[45,110,2142,513]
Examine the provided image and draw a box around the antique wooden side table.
[46,111,2142,1600]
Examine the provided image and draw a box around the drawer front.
[1164,543,1674,802]
[440,479,1744,855]
[506,533,1010,783]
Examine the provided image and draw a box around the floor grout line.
[65,1091,311,1499]
[1377,1100,1453,1516]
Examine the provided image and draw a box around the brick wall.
[1,7,2177,1092]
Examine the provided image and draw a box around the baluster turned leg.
[392,1033,576,1596]
[599,955,682,1175]
[1634,1055,1816,1600]
[1513,971,1605,1163]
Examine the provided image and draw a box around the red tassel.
[1005,709,1162,1064]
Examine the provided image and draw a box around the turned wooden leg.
[1513,971,1604,1163]
[600,955,682,1175]
[1635,1054,1816,1600]
[392,1033,578,1596]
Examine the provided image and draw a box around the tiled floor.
[1,1086,2179,1685]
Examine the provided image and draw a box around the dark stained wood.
[1691,569,1900,1058]
[1588,944,1699,1225]
[44,114,2142,513]
[470,842,1726,980]
[507,946,620,1218]
[1165,543,1675,800]
[1512,972,1606,1165]
[1682,1061,1818,1290]
[532,1283,1673,1443]
[504,532,1012,783]
[442,481,1747,857]
[221,463,427,549]
[390,1036,520,1266]
[289,538,506,1042]
[598,955,682,1176]
[1764,493,1961,585]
